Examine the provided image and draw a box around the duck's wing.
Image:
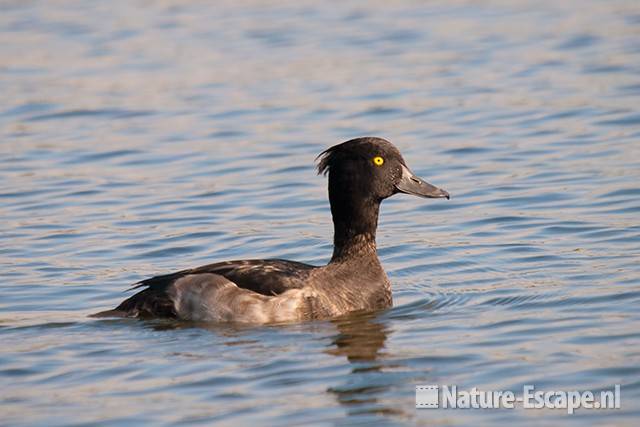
[134,259,316,296]
[93,259,318,319]
[188,259,316,295]
[103,272,319,323]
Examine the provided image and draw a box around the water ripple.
[1,1,639,426]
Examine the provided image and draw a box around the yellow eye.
[373,156,384,166]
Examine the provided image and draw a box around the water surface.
[1,0,639,425]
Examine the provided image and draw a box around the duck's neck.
[329,192,381,262]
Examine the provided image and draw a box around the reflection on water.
[1,0,640,425]
[328,314,389,363]
[327,315,399,417]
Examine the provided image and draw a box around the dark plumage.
[94,137,449,323]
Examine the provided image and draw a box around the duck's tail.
[88,309,129,318]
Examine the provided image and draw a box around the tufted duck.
[94,137,449,323]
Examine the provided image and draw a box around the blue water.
[1,1,639,425]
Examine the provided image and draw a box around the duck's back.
[98,259,316,320]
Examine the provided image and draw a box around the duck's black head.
[317,137,449,260]
[317,137,449,202]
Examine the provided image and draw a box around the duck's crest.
[315,145,338,176]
